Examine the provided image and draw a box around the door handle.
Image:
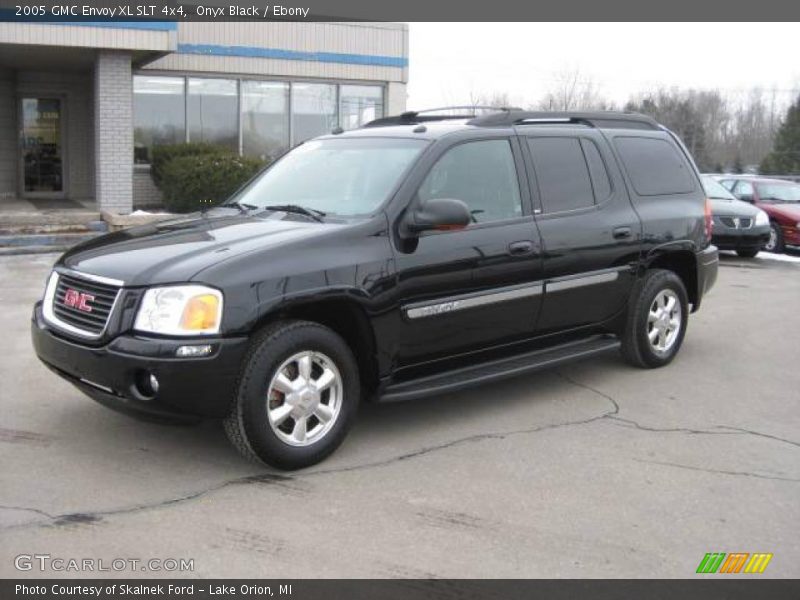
[612,226,632,239]
[508,240,535,256]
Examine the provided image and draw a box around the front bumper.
[694,245,719,312]
[711,224,770,251]
[31,303,249,422]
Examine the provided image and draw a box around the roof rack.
[468,110,660,130]
[363,105,520,128]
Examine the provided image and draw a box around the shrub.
[159,153,266,213]
[150,143,226,188]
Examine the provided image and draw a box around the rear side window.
[527,137,595,212]
[614,136,694,196]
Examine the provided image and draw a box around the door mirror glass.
[737,194,754,203]
[403,198,471,235]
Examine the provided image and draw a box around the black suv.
[32,110,718,469]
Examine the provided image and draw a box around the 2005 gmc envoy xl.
[32,109,719,469]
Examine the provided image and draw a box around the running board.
[378,335,620,403]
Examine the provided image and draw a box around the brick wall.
[94,51,133,213]
[133,169,163,208]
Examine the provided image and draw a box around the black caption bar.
[4,580,800,600]
[1,0,800,21]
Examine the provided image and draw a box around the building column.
[386,82,408,116]
[94,51,133,214]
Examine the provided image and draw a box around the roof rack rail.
[468,110,660,130]
[364,105,520,128]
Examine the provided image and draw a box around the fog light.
[176,344,213,357]
[134,370,159,399]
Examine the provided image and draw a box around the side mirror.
[737,194,754,203]
[401,198,471,237]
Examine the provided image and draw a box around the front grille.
[50,272,121,336]
[718,216,753,229]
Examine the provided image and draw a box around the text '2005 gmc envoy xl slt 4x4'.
[32,109,719,469]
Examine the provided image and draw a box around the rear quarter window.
[614,136,695,196]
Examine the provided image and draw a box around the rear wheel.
[736,247,759,258]
[621,269,689,368]
[224,320,360,470]
[764,222,785,253]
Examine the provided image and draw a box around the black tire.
[224,320,360,470]
[620,269,689,369]
[736,247,759,258]
[764,222,785,253]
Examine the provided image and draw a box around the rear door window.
[614,136,694,196]
[527,137,595,213]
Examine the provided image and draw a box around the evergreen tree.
[760,95,800,174]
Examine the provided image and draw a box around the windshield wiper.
[265,204,326,223]
[224,201,259,213]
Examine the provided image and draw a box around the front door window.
[21,97,64,195]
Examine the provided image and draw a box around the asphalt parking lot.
[1,251,798,578]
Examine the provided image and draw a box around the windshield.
[756,183,800,203]
[231,137,428,216]
[702,176,737,200]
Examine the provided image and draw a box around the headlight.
[754,210,769,227]
[134,285,223,335]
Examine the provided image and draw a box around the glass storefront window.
[241,81,290,161]
[133,76,387,163]
[291,83,337,144]
[187,78,239,151]
[340,85,384,130]
[133,76,185,164]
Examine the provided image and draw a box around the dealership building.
[0,21,409,214]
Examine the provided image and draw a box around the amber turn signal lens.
[180,294,220,331]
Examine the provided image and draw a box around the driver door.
[389,136,544,369]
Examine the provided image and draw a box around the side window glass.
[614,136,694,196]
[581,139,612,202]
[527,137,595,212]
[417,139,523,224]
[736,181,754,196]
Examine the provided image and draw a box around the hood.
[59,209,344,286]
[709,197,759,217]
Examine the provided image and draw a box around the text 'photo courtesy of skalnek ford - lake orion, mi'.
[1,6,799,595]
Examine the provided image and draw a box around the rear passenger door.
[521,128,641,334]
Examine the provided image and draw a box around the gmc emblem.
[63,289,94,313]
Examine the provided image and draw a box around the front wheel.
[224,320,360,470]
[620,269,689,368]
[764,222,785,253]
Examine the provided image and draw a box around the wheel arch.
[250,296,380,395]
[644,247,698,311]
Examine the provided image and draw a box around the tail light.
[704,198,713,242]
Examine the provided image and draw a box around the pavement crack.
[636,459,800,483]
[607,416,800,450]
[0,504,55,519]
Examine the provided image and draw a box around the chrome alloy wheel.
[266,351,343,447]
[647,289,682,354]
[764,225,778,252]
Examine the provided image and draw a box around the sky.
[406,23,800,110]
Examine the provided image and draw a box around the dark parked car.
[717,176,800,253]
[32,110,718,469]
[702,175,770,258]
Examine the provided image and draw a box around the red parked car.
[717,177,800,253]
